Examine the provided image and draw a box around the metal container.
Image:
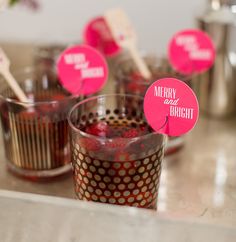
[193,2,236,118]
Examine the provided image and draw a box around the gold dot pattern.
[72,143,164,209]
[71,108,164,209]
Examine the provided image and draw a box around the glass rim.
[0,66,81,106]
[114,54,192,84]
[68,93,167,142]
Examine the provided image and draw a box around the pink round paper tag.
[168,29,215,75]
[57,45,108,95]
[144,78,199,136]
[83,16,121,57]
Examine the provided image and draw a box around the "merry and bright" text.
[154,86,194,120]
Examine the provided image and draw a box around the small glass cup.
[68,94,166,210]
[113,54,192,155]
[0,67,80,180]
[33,44,66,74]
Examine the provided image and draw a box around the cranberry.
[19,108,39,120]
[86,121,110,138]
[130,71,144,81]
[79,138,101,151]
[122,128,139,138]
[105,138,127,149]
[51,94,66,101]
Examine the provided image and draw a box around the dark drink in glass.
[68,94,166,209]
[0,68,79,180]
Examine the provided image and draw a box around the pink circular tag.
[83,16,121,57]
[57,45,108,95]
[168,29,215,75]
[144,78,199,137]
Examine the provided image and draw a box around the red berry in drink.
[86,121,110,138]
[105,138,127,149]
[51,94,66,101]
[122,128,139,138]
[20,108,39,120]
[130,71,144,81]
[80,137,101,151]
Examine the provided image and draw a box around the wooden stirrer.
[0,48,29,103]
[104,8,151,79]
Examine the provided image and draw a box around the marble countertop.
[1,115,236,227]
[0,43,236,229]
[0,190,236,242]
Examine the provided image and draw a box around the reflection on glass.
[213,151,228,207]
[157,169,167,211]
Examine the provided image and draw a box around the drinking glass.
[68,94,166,209]
[0,67,80,180]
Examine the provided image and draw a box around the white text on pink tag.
[154,85,194,120]
[176,35,212,61]
[64,54,89,69]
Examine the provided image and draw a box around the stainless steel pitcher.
[193,1,236,118]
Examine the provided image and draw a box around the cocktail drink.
[0,68,79,180]
[68,94,166,209]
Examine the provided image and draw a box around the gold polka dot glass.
[68,94,166,210]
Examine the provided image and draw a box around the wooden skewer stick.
[127,43,152,79]
[0,48,29,103]
[104,8,152,79]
